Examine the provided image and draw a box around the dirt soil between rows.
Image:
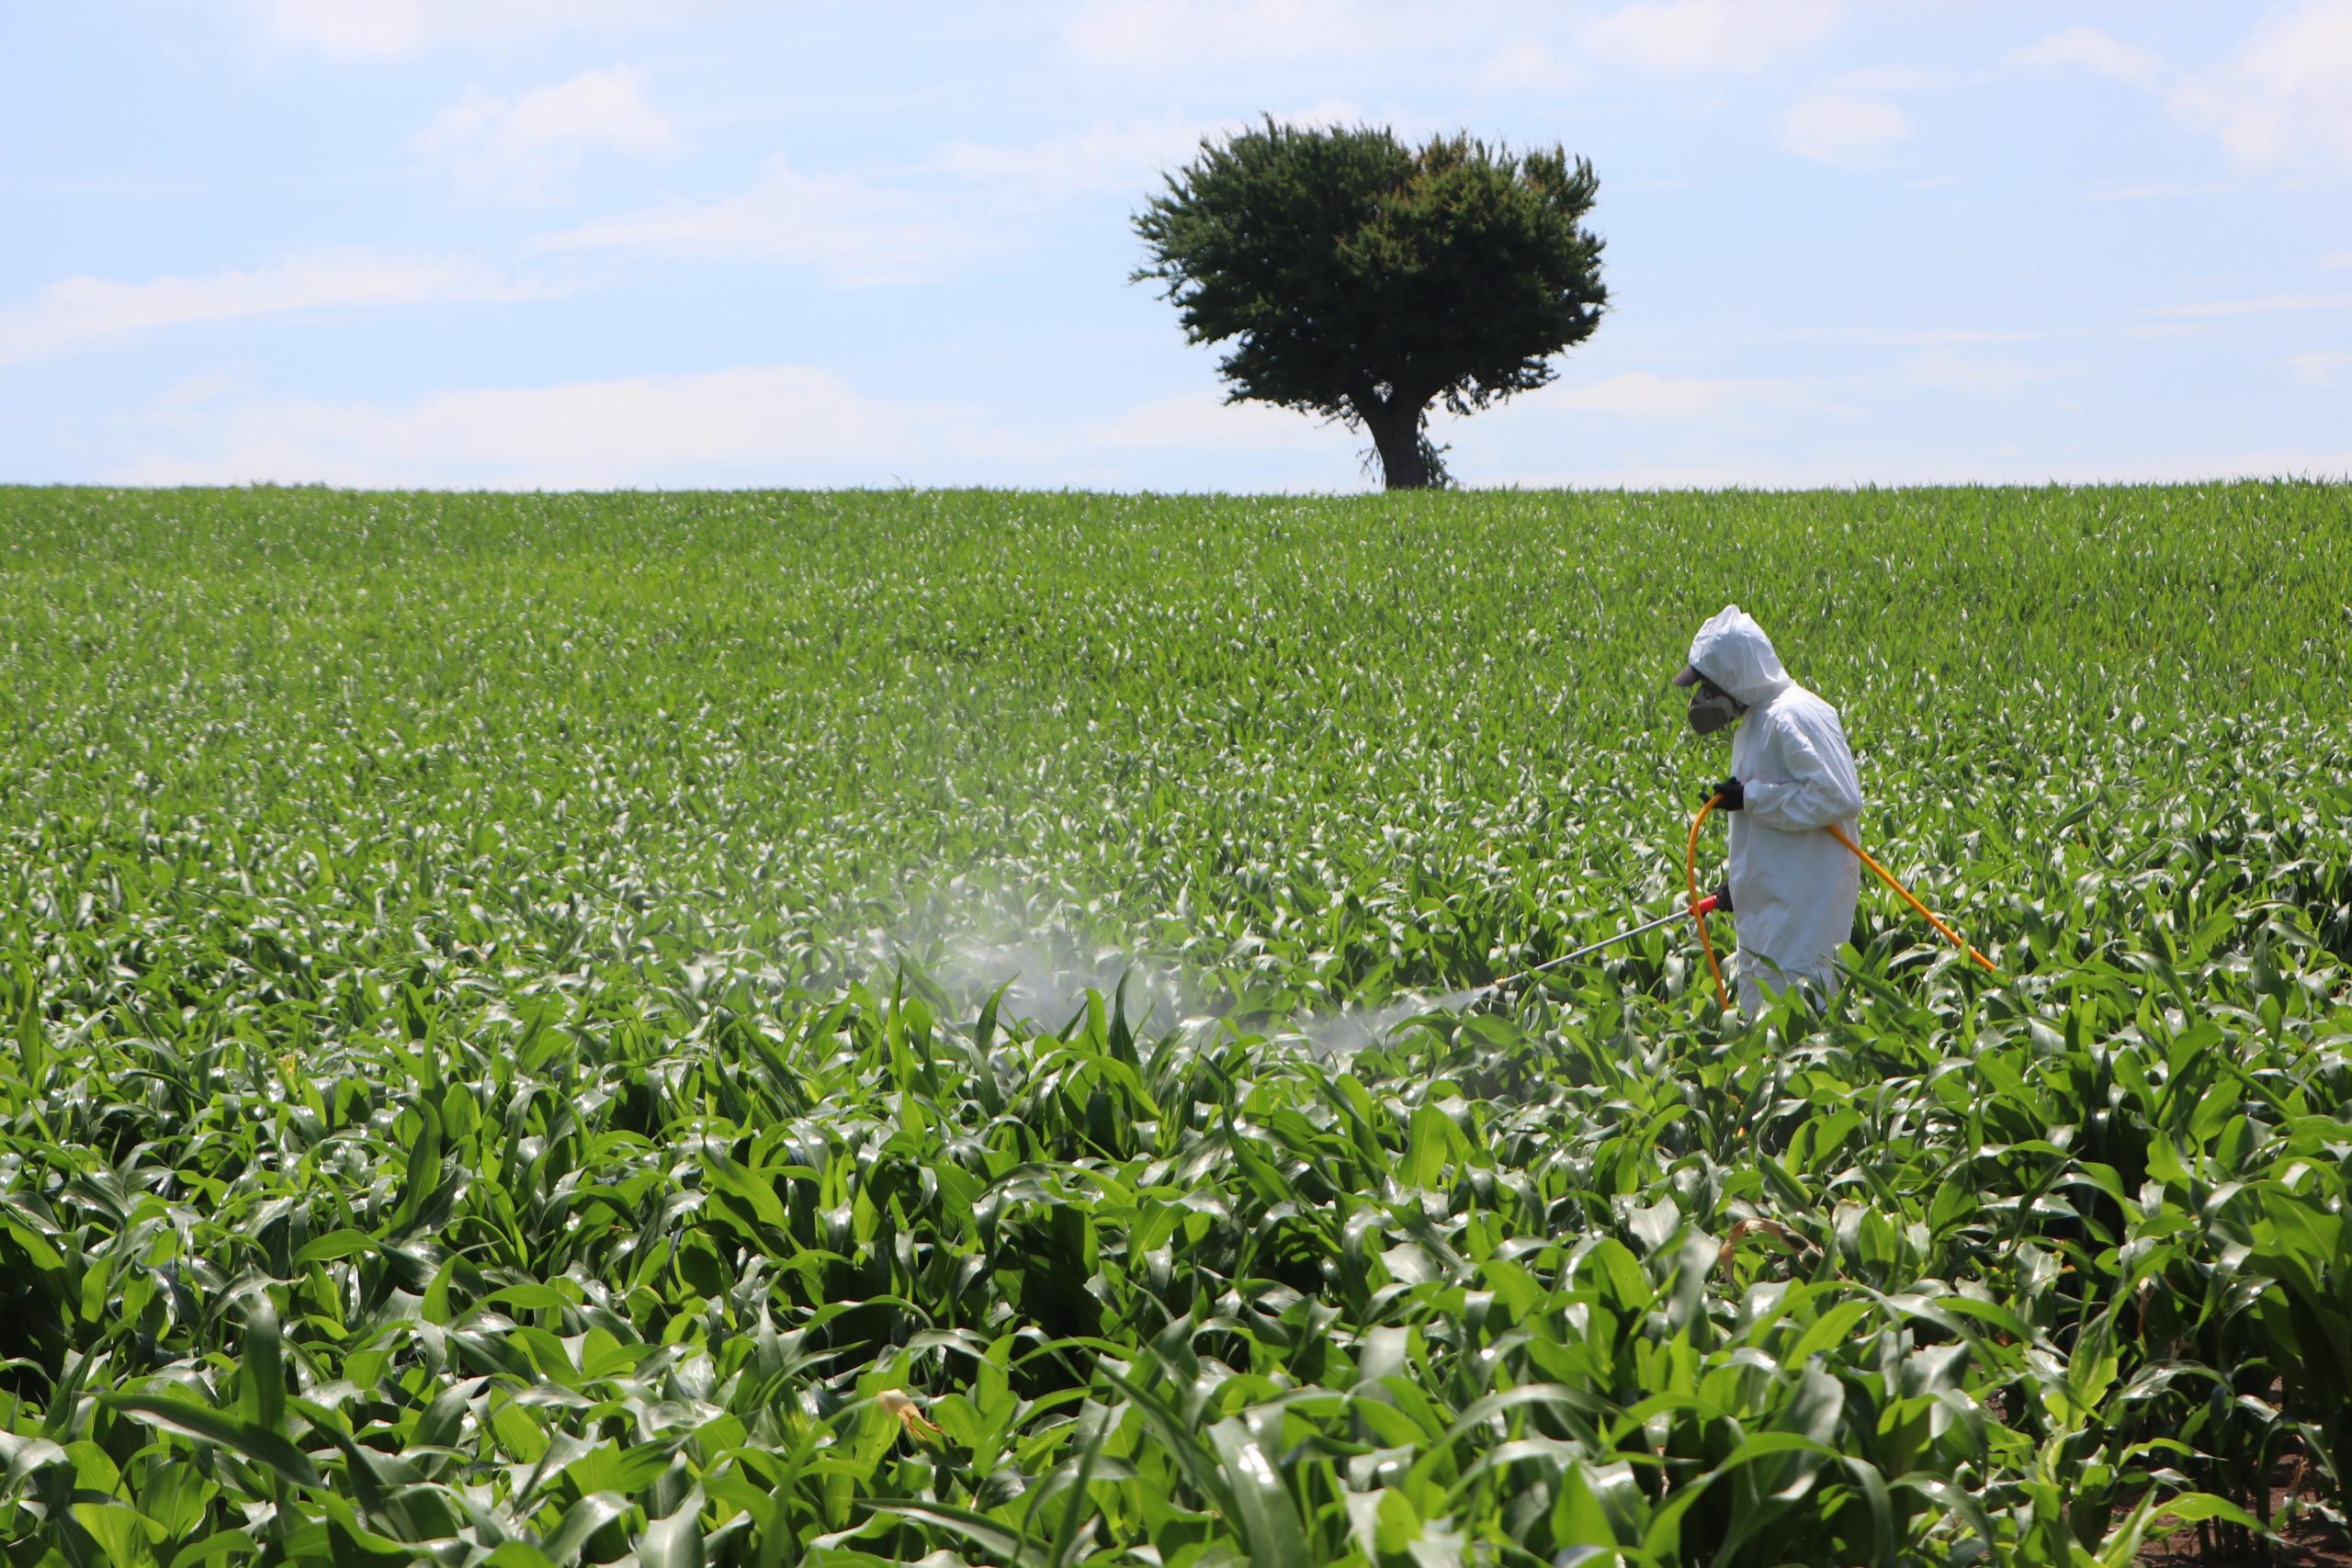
[2136,1493,2352,1565]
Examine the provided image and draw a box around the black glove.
[1713,879,1733,914]
[1708,776,1744,811]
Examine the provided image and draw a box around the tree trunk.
[1358,395,1432,491]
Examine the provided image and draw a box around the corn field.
[1,483,2348,1566]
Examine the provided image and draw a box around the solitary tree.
[1134,120,1607,491]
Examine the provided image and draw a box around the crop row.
[0,482,2346,1564]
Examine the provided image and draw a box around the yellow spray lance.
[1686,792,1996,1010]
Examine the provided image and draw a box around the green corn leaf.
[167,1532,256,1568]
[1205,1417,1310,1565]
[240,1293,287,1439]
[542,1492,635,1561]
[292,1229,379,1266]
[638,1487,707,1568]
[103,1393,321,1490]
[860,1499,1045,1565]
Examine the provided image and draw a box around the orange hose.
[1685,795,1731,1010]
[1826,823,1999,975]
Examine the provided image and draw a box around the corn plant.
[0,480,2345,1563]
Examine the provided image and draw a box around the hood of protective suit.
[1685,604,1792,708]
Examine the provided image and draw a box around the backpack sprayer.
[1473,795,1996,1008]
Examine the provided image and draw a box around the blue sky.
[5,0,2348,491]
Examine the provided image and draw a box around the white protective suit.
[1684,605,1864,1012]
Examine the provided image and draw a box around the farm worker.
[1673,604,1863,1013]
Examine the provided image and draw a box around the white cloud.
[0,250,535,365]
[2330,251,2352,268]
[1579,0,1841,75]
[87,363,2352,492]
[1067,0,1393,67]
[2149,292,2352,319]
[2171,0,2352,176]
[110,372,1361,490]
[117,366,989,488]
[1776,95,1909,166]
[2285,350,2352,385]
[533,155,969,285]
[2007,26,2168,90]
[2014,6,2352,177]
[1477,41,1589,96]
[1071,0,1883,99]
[252,0,736,59]
[413,68,680,202]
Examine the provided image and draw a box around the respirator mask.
[1687,680,1744,737]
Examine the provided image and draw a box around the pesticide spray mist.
[883,908,1492,1057]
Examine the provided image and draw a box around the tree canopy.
[1134,119,1607,490]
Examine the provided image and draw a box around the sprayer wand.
[1486,895,1721,995]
